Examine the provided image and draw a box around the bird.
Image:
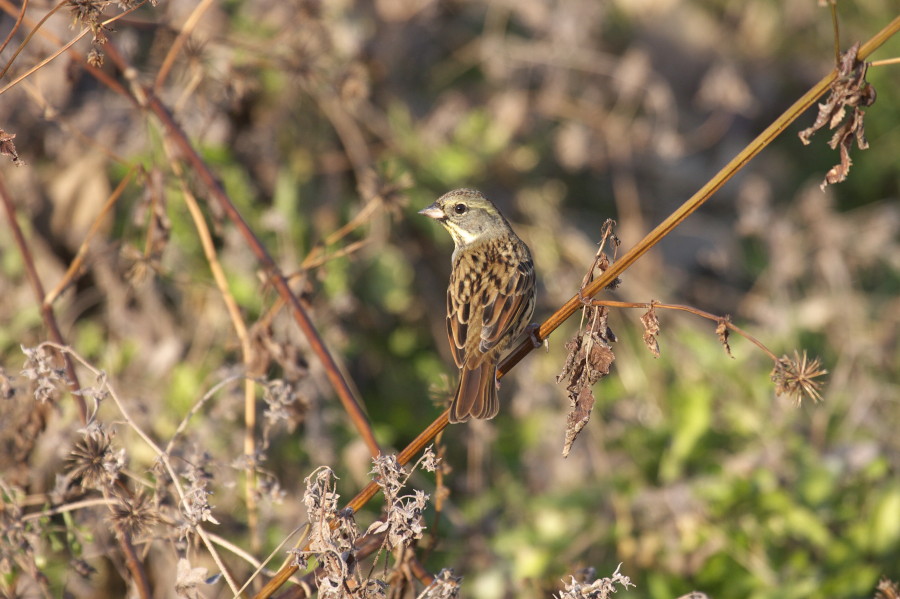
[419,188,536,423]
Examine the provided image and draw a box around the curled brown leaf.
[640,302,660,358]
[0,129,23,166]
[798,42,876,189]
[716,316,733,358]
[557,304,615,457]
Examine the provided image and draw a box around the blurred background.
[1,0,898,597]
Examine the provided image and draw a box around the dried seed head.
[556,563,634,599]
[420,569,462,599]
[111,491,158,539]
[640,303,661,358]
[67,426,123,490]
[771,351,827,405]
[716,317,734,358]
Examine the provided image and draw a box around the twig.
[153,0,217,91]
[44,166,138,306]
[0,173,88,422]
[0,0,147,94]
[0,0,65,81]
[585,299,779,361]
[0,0,27,56]
[102,41,384,460]
[168,145,263,550]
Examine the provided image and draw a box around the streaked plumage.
[419,189,536,423]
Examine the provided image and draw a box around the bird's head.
[419,188,511,249]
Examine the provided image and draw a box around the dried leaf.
[797,42,876,189]
[0,129,24,166]
[557,305,615,457]
[640,303,660,358]
[876,578,900,599]
[715,317,733,358]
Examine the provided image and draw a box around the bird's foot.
[525,323,545,350]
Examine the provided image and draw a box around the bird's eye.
[454,203,467,215]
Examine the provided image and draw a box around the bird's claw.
[525,323,542,349]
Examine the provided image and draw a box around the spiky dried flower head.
[67,0,105,28]
[111,491,158,539]
[771,350,827,405]
[67,424,124,490]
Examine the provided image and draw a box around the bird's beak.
[418,203,444,220]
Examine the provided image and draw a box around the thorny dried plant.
[289,449,442,598]
[66,423,125,491]
[416,568,461,599]
[876,578,900,599]
[21,344,66,405]
[261,378,300,445]
[175,557,215,599]
[0,483,41,584]
[178,458,219,535]
[558,216,831,456]
[715,317,734,359]
[799,41,877,189]
[555,564,634,599]
[367,451,437,552]
[640,302,661,359]
[110,490,158,539]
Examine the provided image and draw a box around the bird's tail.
[449,361,499,423]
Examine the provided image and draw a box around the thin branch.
[0,0,149,96]
[103,41,384,460]
[0,0,27,55]
[0,173,88,423]
[586,299,779,361]
[153,0,216,90]
[44,166,138,306]
[0,24,92,96]
[0,0,65,81]
[168,145,262,550]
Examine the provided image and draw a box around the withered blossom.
[771,350,827,405]
[798,42,876,189]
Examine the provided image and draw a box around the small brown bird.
[419,189,536,423]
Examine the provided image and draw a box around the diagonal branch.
[0,173,88,423]
[98,43,385,459]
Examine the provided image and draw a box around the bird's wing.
[478,257,535,355]
[446,268,471,369]
[447,252,534,369]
